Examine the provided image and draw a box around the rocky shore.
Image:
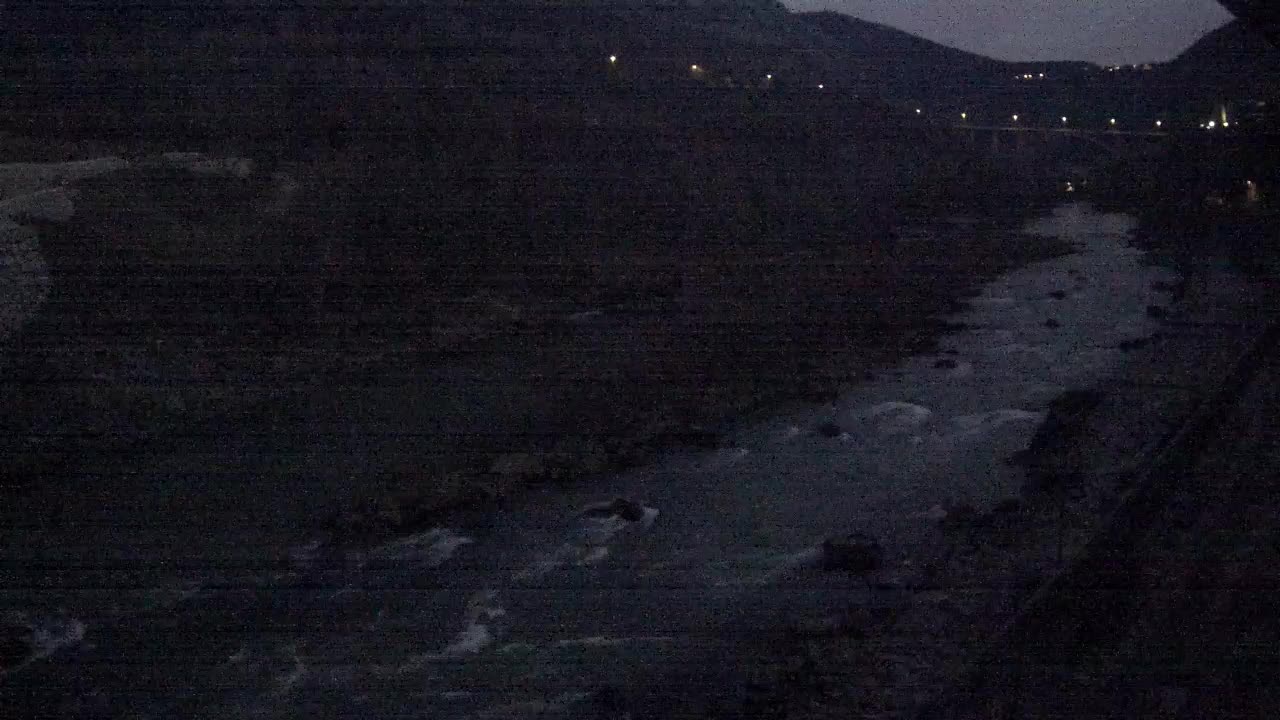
[723,217,1278,719]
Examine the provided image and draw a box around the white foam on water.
[443,623,496,656]
[2,611,88,670]
[272,646,308,697]
[857,401,934,436]
[439,591,506,656]
[702,446,749,468]
[0,157,132,343]
[754,545,824,585]
[288,539,324,568]
[363,528,475,569]
[578,546,610,565]
[554,635,677,648]
[162,153,256,179]
[945,409,1045,442]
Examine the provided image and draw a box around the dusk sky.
[782,0,1236,65]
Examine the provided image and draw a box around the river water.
[2,201,1177,718]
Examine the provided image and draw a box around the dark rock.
[581,498,646,522]
[1044,318,1061,329]
[0,623,33,672]
[1007,389,1106,469]
[1146,305,1168,319]
[993,498,1023,515]
[1119,337,1150,352]
[821,533,884,579]
[938,503,979,531]
[933,358,958,370]
[1048,290,1067,300]
[815,421,842,438]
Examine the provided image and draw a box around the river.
[2,201,1176,719]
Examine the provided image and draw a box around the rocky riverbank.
[722,222,1275,720]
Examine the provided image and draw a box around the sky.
[781,0,1236,65]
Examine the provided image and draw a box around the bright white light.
[609,55,617,63]
[1110,118,1117,125]
[818,84,824,89]
[1207,120,1216,129]
[961,112,967,120]
[766,74,772,79]
[1012,114,1019,122]
[691,64,699,71]
[1223,121,1230,128]
[915,108,922,114]
[1061,116,1068,123]
[1038,73,1045,78]
[1156,120,1163,127]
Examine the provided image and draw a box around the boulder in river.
[821,532,885,580]
[579,498,647,522]
[815,420,843,438]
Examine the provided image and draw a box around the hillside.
[1163,18,1280,101]
[0,1,1023,151]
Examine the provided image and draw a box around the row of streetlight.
[613,56,1239,132]
[907,107,1194,130]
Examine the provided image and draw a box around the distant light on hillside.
[691,64,699,71]
[818,84,824,89]
[1012,114,1019,122]
[1061,116,1068,124]
[1109,118,1117,126]
[609,55,617,63]
[960,112,967,120]
[1038,73,1044,79]
[1156,120,1163,128]
[1207,120,1216,129]
[915,108,922,115]
[766,74,772,80]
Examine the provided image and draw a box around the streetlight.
[1156,120,1163,128]
[1109,118,1117,126]
[1038,73,1045,79]
[1012,114,1019,122]
[766,74,772,80]
[1061,116,1068,124]
[609,55,617,64]
[915,108,922,115]
[961,112,967,120]
[1207,120,1216,129]
[691,64,699,71]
